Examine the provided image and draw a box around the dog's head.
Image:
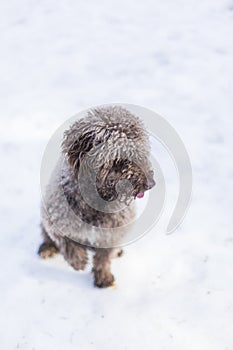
[62,107,155,204]
[95,158,155,202]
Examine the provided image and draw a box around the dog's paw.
[69,258,87,271]
[112,248,123,259]
[38,243,58,259]
[94,270,115,288]
[117,249,123,257]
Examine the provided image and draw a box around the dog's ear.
[62,125,96,173]
[96,161,118,201]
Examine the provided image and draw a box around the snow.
[0,0,233,349]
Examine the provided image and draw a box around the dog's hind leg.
[38,225,59,259]
[59,237,88,271]
[113,248,123,258]
[93,248,115,288]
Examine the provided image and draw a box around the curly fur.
[39,106,155,288]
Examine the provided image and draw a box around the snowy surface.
[0,0,233,349]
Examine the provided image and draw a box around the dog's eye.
[107,178,115,186]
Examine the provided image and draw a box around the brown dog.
[39,106,155,287]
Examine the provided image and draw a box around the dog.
[38,106,155,288]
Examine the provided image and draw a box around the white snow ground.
[0,0,233,349]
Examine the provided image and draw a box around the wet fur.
[39,106,154,288]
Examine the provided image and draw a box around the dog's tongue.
[136,192,144,199]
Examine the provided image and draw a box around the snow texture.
[0,0,233,349]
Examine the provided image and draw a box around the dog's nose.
[145,178,156,190]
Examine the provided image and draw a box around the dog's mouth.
[135,178,156,199]
[136,192,144,199]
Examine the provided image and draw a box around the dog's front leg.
[93,248,115,288]
[60,237,88,271]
